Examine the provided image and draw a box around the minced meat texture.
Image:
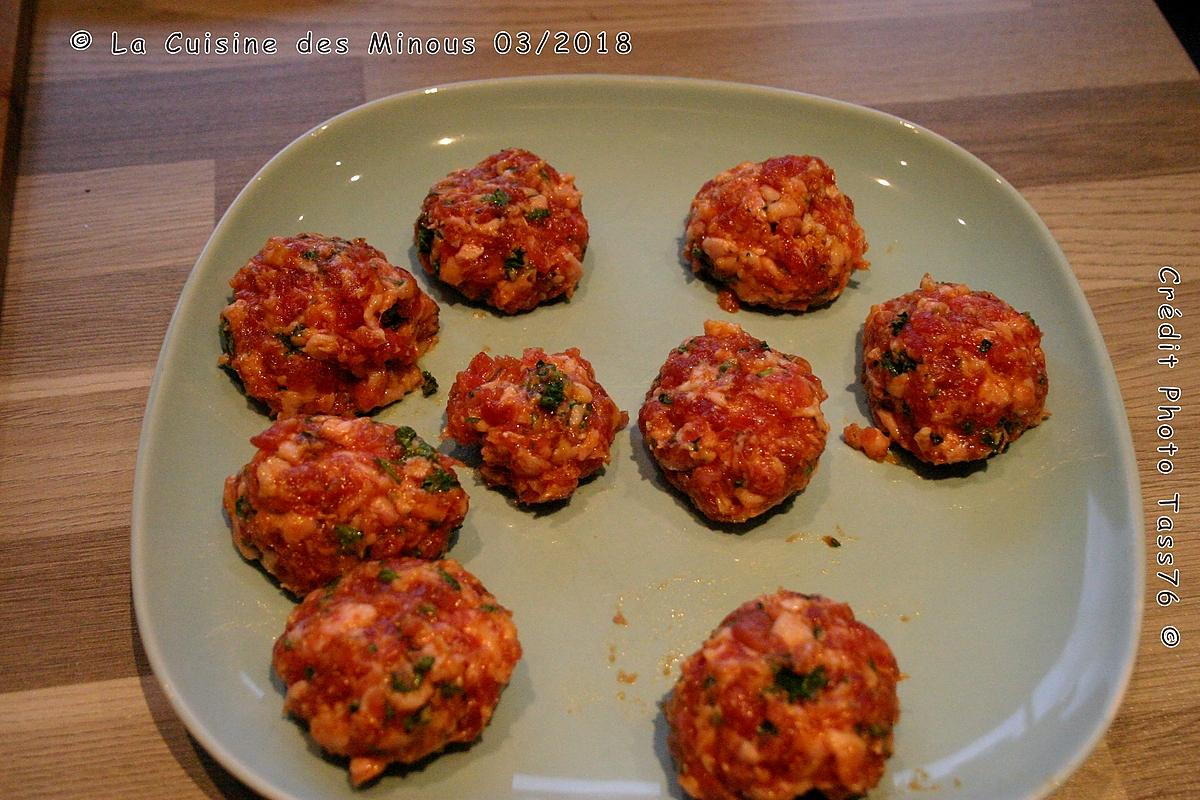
[224,415,468,595]
[848,273,1048,464]
[272,558,521,787]
[416,148,588,314]
[684,155,868,311]
[665,591,900,800]
[219,233,440,417]
[444,346,628,504]
[639,320,829,523]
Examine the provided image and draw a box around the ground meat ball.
[639,320,828,523]
[664,591,900,800]
[219,233,440,417]
[847,273,1049,464]
[684,155,869,311]
[273,558,521,787]
[223,416,468,595]
[444,347,628,504]
[415,148,588,314]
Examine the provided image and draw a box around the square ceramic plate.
[132,76,1142,800]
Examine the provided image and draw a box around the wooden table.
[1,2,1196,798]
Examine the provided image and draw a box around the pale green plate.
[132,76,1141,800]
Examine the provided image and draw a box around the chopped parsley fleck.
[404,708,428,732]
[890,311,910,336]
[421,370,438,397]
[979,338,993,354]
[481,603,501,613]
[421,466,459,493]
[773,665,828,703]
[880,350,917,376]
[483,188,510,207]
[503,247,527,280]
[525,207,550,222]
[395,426,437,460]
[376,457,404,483]
[348,699,360,713]
[380,304,404,328]
[391,672,418,693]
[377,567,398,583]
[418,603,437,617]
[275,326,305,355]
[1022,311,1037,327]
[437,566,461,591]
[658,392,673,405]
[980,429,1005,453]
[718,359,735,374]
[300,249,318,260]
[218,318,235,358]
[691,246,715,271]
[334,524,363,553]
[532,360,567,411]
[858,722,892,739]
[757,719,779,736]
[812,626,824,639]
[439,682,464,698]
[234,495,254,518]
[757,368,774,378]
[415,224,435,255]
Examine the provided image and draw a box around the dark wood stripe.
[0,525,138,693]
[0,0,36,306]
[17,59,365,197]
[879,81,1200,188]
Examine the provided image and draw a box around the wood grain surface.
[1,2,1197,798]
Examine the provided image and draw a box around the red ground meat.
[665,591,901,800]
[416,148,588,314]
[273,558,521,787]
[639,320,829,523]
[684,155,868,311]
[847,273,1049,464]
[219,233,440,417]
[444,347,628,504]
[223,416,467,595]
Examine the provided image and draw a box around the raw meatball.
[664,591,901,800]
[684,155,868,311]
[224,415,467,595]
[639,320,828,523]
[847,273,1049,464]
[444,347,628,504]
[219,233,440,417]
[415,148,588,314]
[273,558,521,787]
